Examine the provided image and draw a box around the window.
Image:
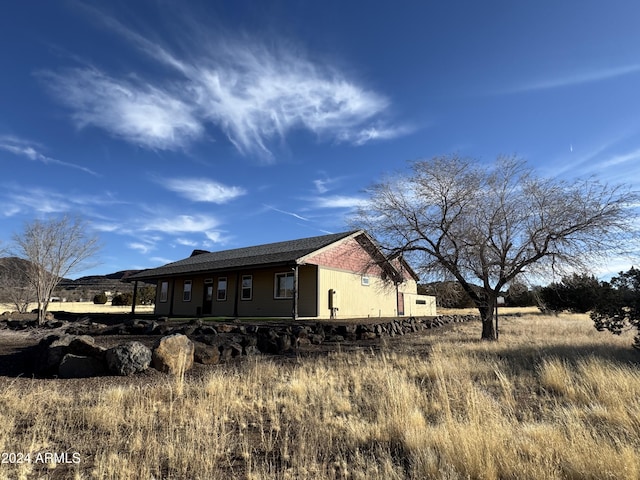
[183,280,192,302]
[241,275,253,300]
[361,275,370,286]
[160,281,169,303]
[217,277,227,301]
[416,299,426,305]
[275,272,294,299]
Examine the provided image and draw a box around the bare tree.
[354,155,637,340]
[12,216,101,324]
[0,257,36,313]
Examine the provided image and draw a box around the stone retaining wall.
[2,314,480,377]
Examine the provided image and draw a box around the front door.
[203,281,213,315]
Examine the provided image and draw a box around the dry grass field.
[0,302,155,315]
[1,311,640,479]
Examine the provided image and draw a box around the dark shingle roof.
[128,230,361,281]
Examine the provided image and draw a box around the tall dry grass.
[0,301,154,314]
[2,312,640,479]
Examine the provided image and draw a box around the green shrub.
[112,292,133,306]
[93,293,108,304]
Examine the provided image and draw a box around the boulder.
[193,341,220,365]
[219,342,243,361]
[58,354,107,378]
[44,320,65,329]
[106,342,152,376]
[216,324,236,333]
[257,329,279,354]
[38,334,94,375]
[277,334,292,353]
[68,336,105,358]
[359,332,378,340]
[199,325,218,335]
[7,319,36,330]
[243,345,261,356]
[152,334,194,374]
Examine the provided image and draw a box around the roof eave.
[126,259,299,282]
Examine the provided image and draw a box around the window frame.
[241,275,253,301]
[274,272,294,299]
[183,280,192,302]
[217,277,227,301]
[159,281,169,303]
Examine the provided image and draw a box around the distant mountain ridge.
[59,270,144,288]
[0,257,142,288]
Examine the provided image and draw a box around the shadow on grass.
[493,342,640,374]
[0,345,38,377]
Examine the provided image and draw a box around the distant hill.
[58,270,144,289]
[0,257,143,290]
[0,256,33,273]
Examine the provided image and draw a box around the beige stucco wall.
[316,266,436,319]
[402,293,437,317]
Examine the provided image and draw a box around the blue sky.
[1,1,639,279]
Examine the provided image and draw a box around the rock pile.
[7,314,479,378]
[33,334,191,379]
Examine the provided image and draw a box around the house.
[128,230,436,319]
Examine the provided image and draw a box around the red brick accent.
[305,237,385,276]
[391,258,415,281]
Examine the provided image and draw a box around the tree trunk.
[478,304,497,340]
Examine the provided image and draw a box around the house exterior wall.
[317,266,395,318]
[150,234,435,319]
[152,264,318,317]
[305,236,436,318]
[314,266,436,319]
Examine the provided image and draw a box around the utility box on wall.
[328,288,339,318]
[328,289,338,309]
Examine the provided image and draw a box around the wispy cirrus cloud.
[141,214,220,234]
[41,7,406,159]
[40,68,203,151]
[313,179,330,194]
[2,185,124,216]
[128,242,155,254]
[162,178,246,203]
[4,189,70,215]
[597,148,640,169]
[504,64,640,94]
[0,135,98,175]
[99,212,227,253]
[338,124,415,146]
[310,195,368,209]
[175,238,199,247]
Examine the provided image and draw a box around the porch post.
[169,278,175,317]
[292,265,299,320]
[131,281,138,316]
[234,273,241,318]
